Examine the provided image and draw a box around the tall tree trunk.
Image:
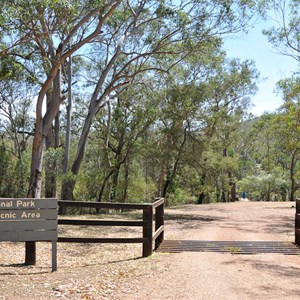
[26,62,64,265]
[157,160,167,198]
[45,70,61,198]
[24,3,119,265]
[62,55,72,175]
[26,129,44,265]
[221,189,227,202]
[28,133,44,198]
[222,147,228,202]
[216,184,221,202]
[230,179,236,202]
[223,146,237,202]
[290,152,297,201]
[61,93,109,200]
[110,165,120,202]
[61,110,95,200]
[228,171,236,202]
[61,55,72,206]
[45,132,56,198]
[122,156,129,202]
[198,173,206,204]
[162,176,171,198]
[98,169,115,202]
[60,27,125,200]
[45,99,54,197]
[162,126,188,198]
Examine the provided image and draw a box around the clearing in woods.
[0,201,300,300]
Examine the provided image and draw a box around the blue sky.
[224,20,297,116]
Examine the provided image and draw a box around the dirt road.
[115,201,300,300]
[1,201,300,300]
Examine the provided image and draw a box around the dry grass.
[0,211,168,300]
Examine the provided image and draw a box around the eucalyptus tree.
[212,59,258,201]
[235,112,291,201]
[0,53,35,198]
[0,84,34,198]
[236,99,300,202]
[1,0,122,265]
[237,106,300,202]
[151,39,224,200]
[260,0,300,200]
[262,0,300,63]
[0,82,35,159]
[95,85,158,203]
[272,110,300,201]
[60,0,259,200]
[271,77,300,200]
[1,0,122,200]
[190,58,259,203]
[153,83,199,199]
[142,53,259,204]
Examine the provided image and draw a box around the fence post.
[155,201,164,250]
[52,240,57,272]
[296,199,300,245]
[143,206,153,257]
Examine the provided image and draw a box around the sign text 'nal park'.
[0,199,45,219]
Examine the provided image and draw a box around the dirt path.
[163,201,294,241]
[114,201,300,300]
[1,201,300,300]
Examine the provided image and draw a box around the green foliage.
[73,173,93,201]
[0,57,22,81]
[238,171,288,201]
[0,142,30,197]
[276,76,300,103]
[127,176,157,203]
[167,188,196,207]
[44,147,64,162]
[262,0,300,61]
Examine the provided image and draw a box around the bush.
[238,170,288,201]
[127,176,157,203]
[166,188,196,207]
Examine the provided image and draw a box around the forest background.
[1,0,300,208]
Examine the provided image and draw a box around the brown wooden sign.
[0,198,58,271]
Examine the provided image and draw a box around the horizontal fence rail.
[57,198,164,257]
[296,199,300,246]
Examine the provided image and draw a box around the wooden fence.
[57,198,164,257]
[296,199,300,245]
